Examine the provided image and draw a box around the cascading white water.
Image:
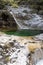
[9,11,22,29]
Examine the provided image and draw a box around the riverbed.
[0,32,43,65]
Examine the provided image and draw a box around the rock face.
[31,49,43,65]
[0,10,17,30]
[17,0,43,14]
[27,0,43,14]
[0,33,43,65]
[0,6,43,30]
[8,6,43,30]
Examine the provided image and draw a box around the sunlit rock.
[36,60,43,65]
[0,33,43,65]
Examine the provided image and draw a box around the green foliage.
[0,0,5,9]
[0,0,18,9]
[0,0,43,11]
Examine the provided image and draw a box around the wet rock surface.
[0,33,43,65]
[7,6,43,30]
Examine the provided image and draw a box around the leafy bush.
[0,0,18,9]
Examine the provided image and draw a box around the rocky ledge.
[0,33,43,65]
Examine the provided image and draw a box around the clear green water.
[4,30,43,36]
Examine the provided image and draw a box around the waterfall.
[7,6,43,30]
[9,11,22,29]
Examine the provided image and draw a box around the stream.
[7,6,43,30]
[0,5,43,65]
